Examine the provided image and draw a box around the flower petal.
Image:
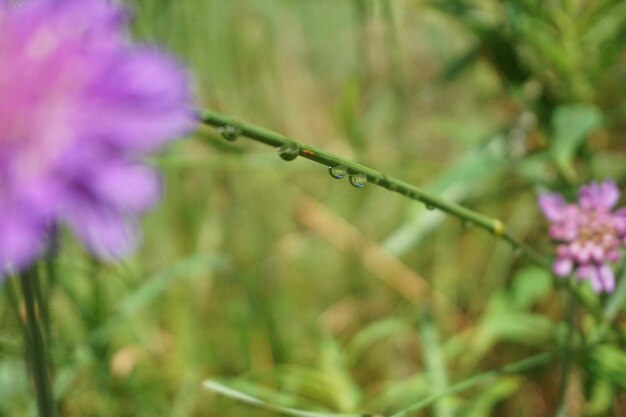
[538,192,566,222]
[42,0,126,49]
[0,0,193,272]
[92,162,161,213]
[588,266,604,293]
[598,264,615,293]
[579,181,620,210]
[0,209,45,271]
[553,258,573,277]
[65,203,139,261]
[599,181,620,209]
[587,265,616,293]
[83,48,195,152]
[578,183,597,210]
[576,265,591,281]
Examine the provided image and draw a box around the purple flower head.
[538,181,626,293]
[0,0,195,275]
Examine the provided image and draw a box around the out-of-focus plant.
[0,0,194,415]
[433,0,625,181]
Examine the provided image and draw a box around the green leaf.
[117,254,227,317]
[484,311,555,347]
[334,76,364,150]
[203,380,370,417]
[464,377,520,417]
[0,360,29,415]
[510,266,553,310]
[317,336,362,412]
[516,153,556,185]
[586,380,616,416]
[419,313,453,417]
[368,375,428,413]
[551,104,603,181]
[587,345,626,389]
[273,336,361,413]
[345,318,411,366]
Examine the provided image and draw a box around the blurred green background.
[2,0,626,416]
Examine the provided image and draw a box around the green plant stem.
[555,289,577,417]
[199,109,548,268]
[604,265,626,322]
[42,236,59,344]
[199,109,626,322]
[19,268,55,417]
[204,380,367,417]
[5,277,27,336]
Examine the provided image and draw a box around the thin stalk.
[5,276,27,336]
[42,229,60,342]
[604,264,626,322]
[32,263,50,345]
[555,289,577,417]
[199,109,547,268]
[419,310,453,417]
[19,268,55,417]
[199,109,623,326]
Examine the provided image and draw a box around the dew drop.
[328,165,348,179]
[349,172,367,188]
[278,142,299,161]
[218,125,240,142]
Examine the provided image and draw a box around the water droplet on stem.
[349,172,367,188]
[278,142,299,161]
[328,165,348,179]
[218,125,240,141]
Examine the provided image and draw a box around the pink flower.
[538,181,626,293]
[0,0,195,275]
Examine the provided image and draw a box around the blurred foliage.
[2,0,626,416]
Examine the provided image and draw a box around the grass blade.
[203,380,373,417]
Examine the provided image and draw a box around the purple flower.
[0,0,195,275]
[538,181,626,293]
